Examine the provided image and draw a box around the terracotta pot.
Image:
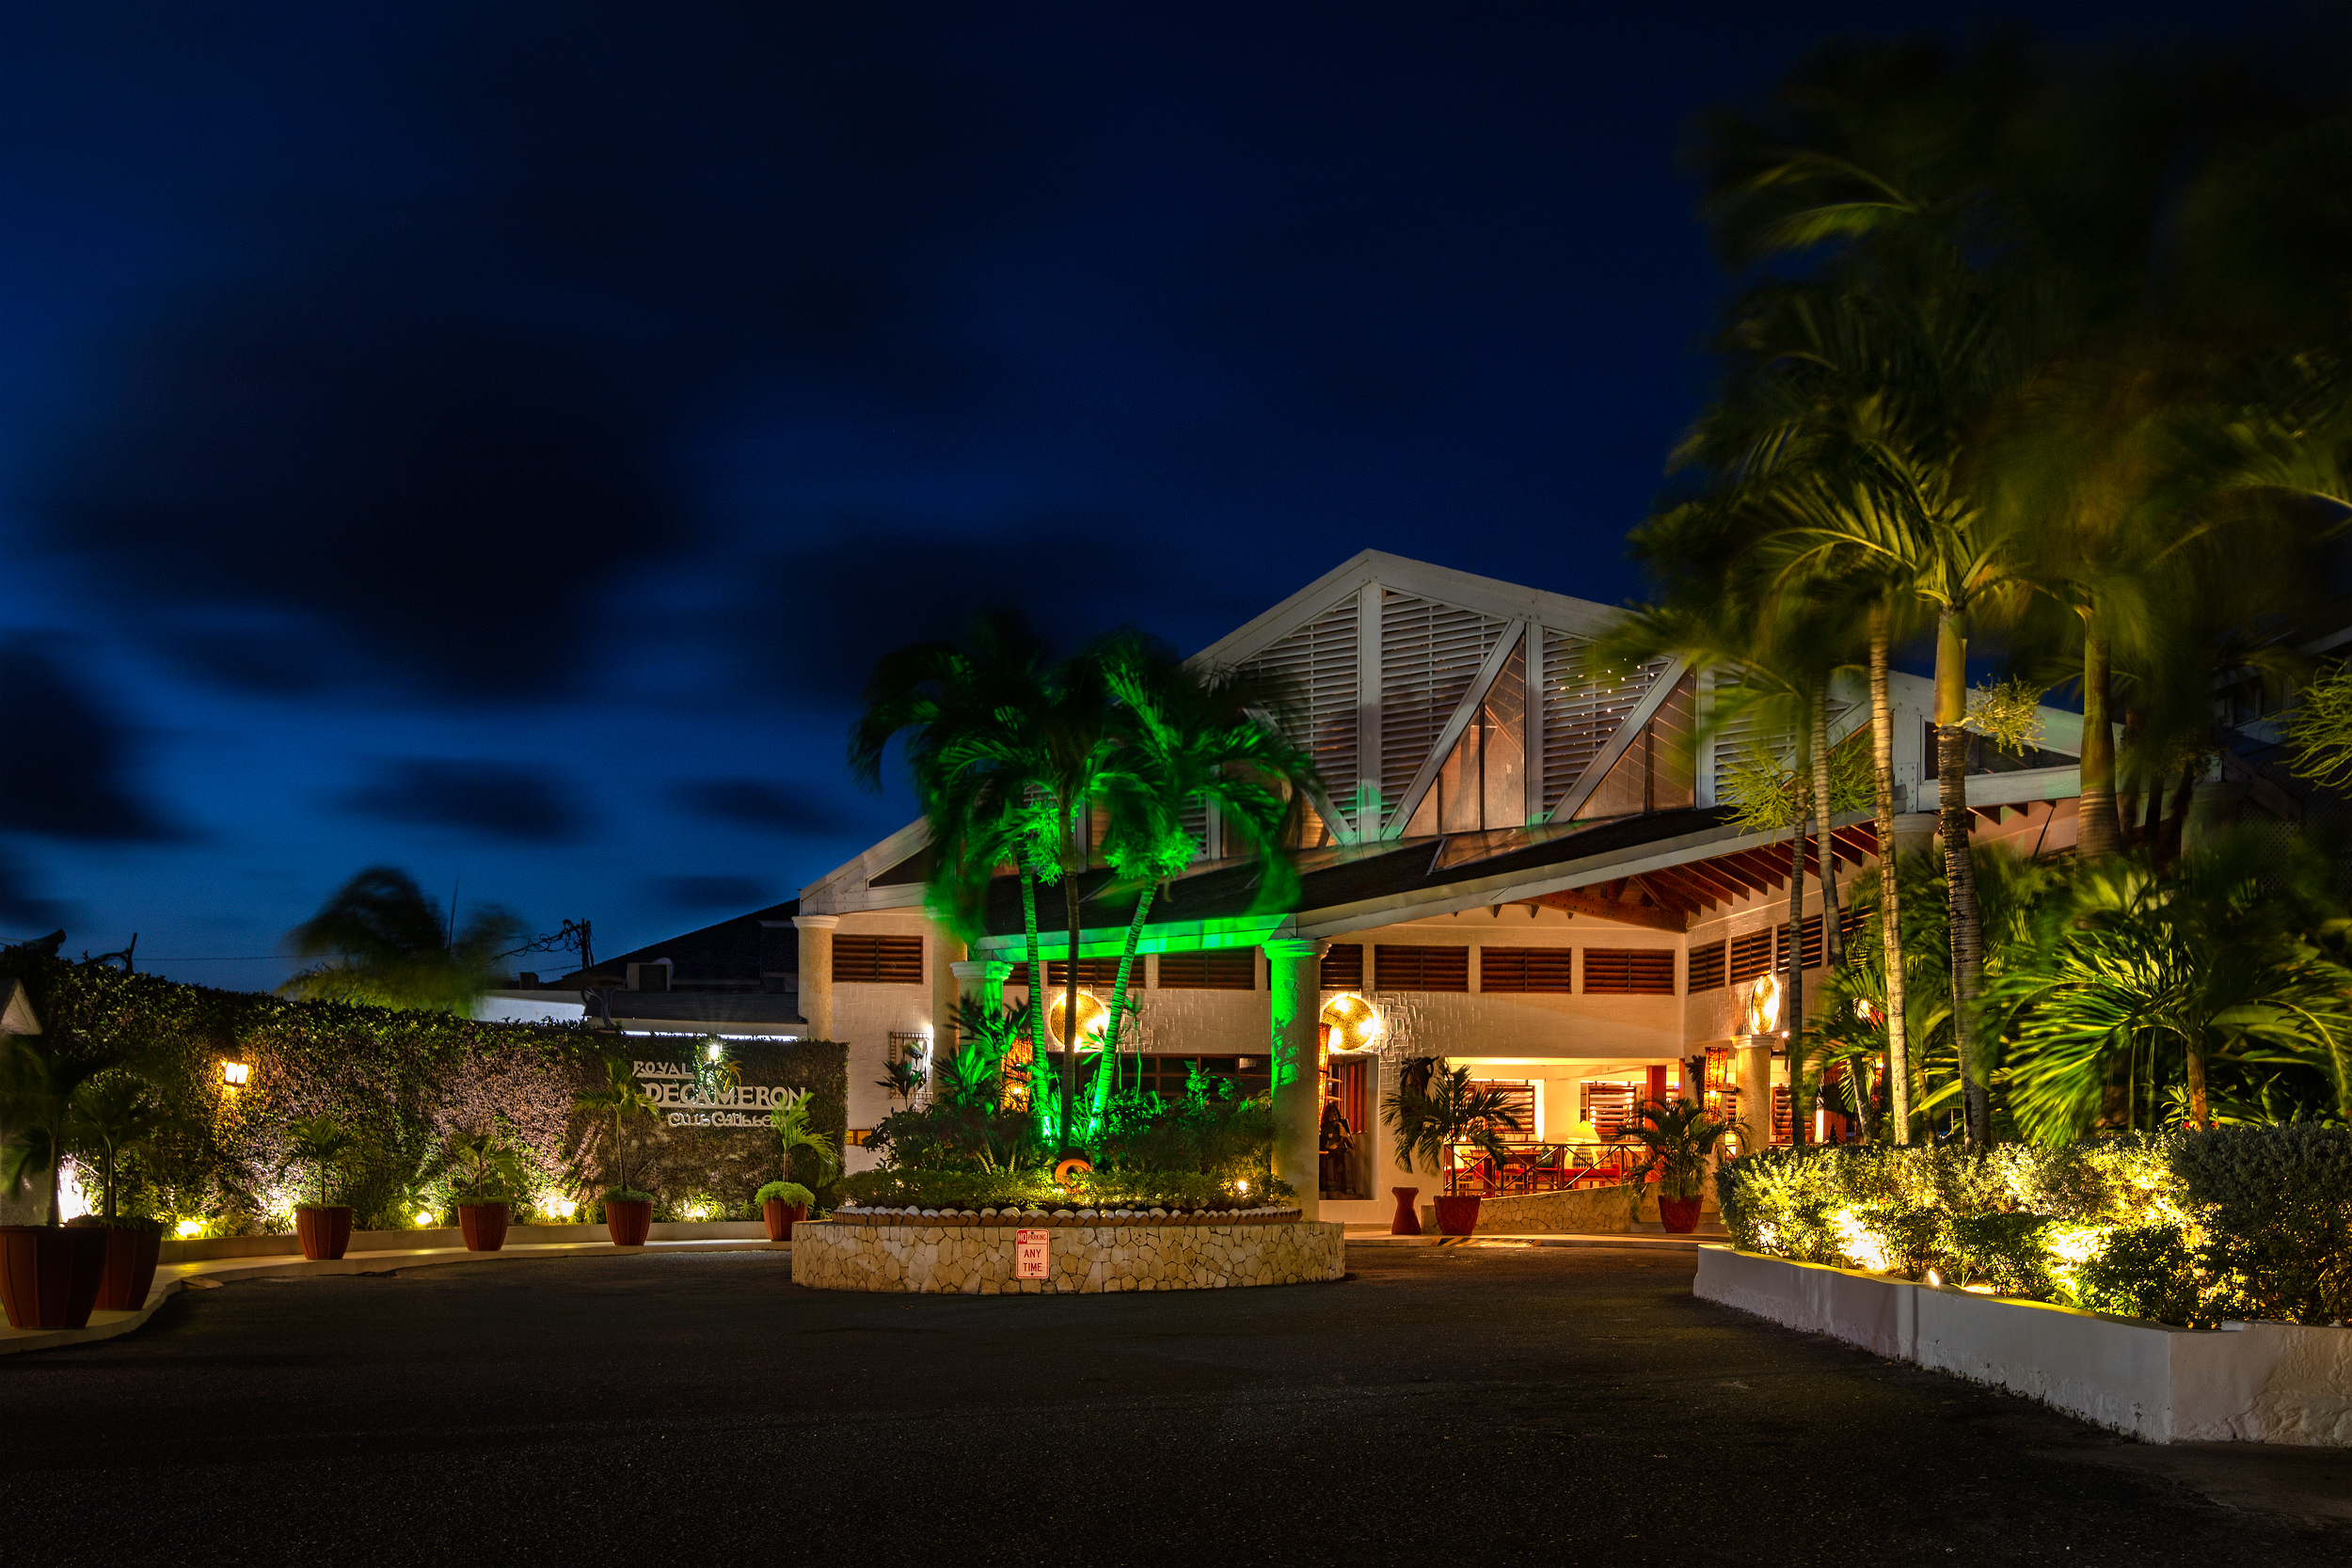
[0,1225,110,1329]
[604,1198,653,1246]
[456,1202,510,1252]
[761,1199,808,1243]
[1433,1195,1482,1235]
[1389,1186,1422,1236]
[1659,1195,1704,1233]
[295,1206,353,1261]
[91,1227,163,1311]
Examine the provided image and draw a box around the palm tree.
[1084,637,1317,1129]
[575,1054,658,1196]
[850,610,1060,1098]
[1993,829,2352,1139]
[280,866,525,1014]
[0,1033,121,1225]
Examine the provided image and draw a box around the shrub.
[755,1180,814,1209]
[2172,1124,2352,1325]
[1719,1126,2352,1324]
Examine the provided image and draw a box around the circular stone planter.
[792,1210,1343,1295]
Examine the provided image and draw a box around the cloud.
[668,778,844,835]
[0,846,73,938]
[339,760,585,843]
[728,516,1268,706]
[651,875,772,911]
[0,637,178,842]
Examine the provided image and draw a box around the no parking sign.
[1015,1227,1049,1279]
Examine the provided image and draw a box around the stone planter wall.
[792,1216,1345,1295]
[1696,1244,2352,1447]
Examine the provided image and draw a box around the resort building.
[791,551,2092,1225]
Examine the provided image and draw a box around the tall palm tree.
[280,866,524,1014]
[850,610,1060,1085]
[1084,637,1317,1128]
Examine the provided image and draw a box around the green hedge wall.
[1,949,847,1229]
[1713,1127,2352,1326]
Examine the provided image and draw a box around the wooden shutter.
[1688,940,1726,993]
[1043,958,1124,987]
[1478,947,1573,994]
[1728,927,1775,984]
[832,935,923,985]
[1373,945,1470,992]
[1774,915,1823,971]
[1320,943,1364,990]
[1468,1080,1536,1142]
[1156,949,1257,990]
[1581,948,1676,996]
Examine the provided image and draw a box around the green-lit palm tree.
[280,867,525,1015]
[850,610,1060,1092]
[1084,637,1316,1129]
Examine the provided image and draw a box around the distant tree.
[279,866,524,1014]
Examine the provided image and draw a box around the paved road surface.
[2,1244,2343,1566]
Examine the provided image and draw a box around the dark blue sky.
[0,2,2234,987]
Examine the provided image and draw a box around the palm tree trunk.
[1786,785,1809,1149]
[1868,607,1912,1144]
[1092,882,1157,1128]
[1812,683,1845,972]
[1061,864,1084,1154]
[2186,1037,2210,1132]
[2077,623,2121,860]
[1020,865,1043,1110]
[1936,611,1991,1151]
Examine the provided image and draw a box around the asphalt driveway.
[0,1244,2342,1566]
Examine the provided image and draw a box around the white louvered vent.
[1706,667,1801,802]
[1542,631,1668,816]
[1378,593,1507,812]
[1180,800,1209,860]
[1240,596,1359,813]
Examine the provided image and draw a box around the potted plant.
[0,1034,119,1329]
[445,1128,532,1252]
[769,1088,840,1213]
[575,1056,659,1246]
[755,1180,814,1242]
[1381,1059,1521,1234]
[1612,1100,1743,1233]
[65,1076,173,1310]
[281,1113,358,1260]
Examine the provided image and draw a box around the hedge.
[0,949,847,1230]
[1714,1126,2352,1327]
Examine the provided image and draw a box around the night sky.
[0,2,2233,989]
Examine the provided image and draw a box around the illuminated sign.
[631,1061,792,1128]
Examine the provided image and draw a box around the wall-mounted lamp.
[221,1060,249,1087]
[1741,974,1781,1037]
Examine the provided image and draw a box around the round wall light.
[1742,974,1781,1037]
[1042,989,1109,1050]
[1319,993,1383,1052]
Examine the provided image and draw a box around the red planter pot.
[91,1227,163,1311]
[1389,1186,1422,1236]
[457,1202,510,1252]
[1659,1196,1704,1234]
[605,1198,653,1246]
[295,1206,353,1261]
[0,1225,109,1330]
[1433,1195,1482,1235]
[761,1200,807,1243]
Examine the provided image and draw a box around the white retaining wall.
[1695,1245,2352,1447]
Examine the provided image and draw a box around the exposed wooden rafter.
[1527,886,1689,933]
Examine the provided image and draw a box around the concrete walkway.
[0,1236,789,1357]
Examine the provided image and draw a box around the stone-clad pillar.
[1263,938,1328,1221]
[794,915,839,1039]
[948,957,1007,1037]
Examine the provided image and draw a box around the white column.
[1263,938,1328,1220]
[793,915,838,1039]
